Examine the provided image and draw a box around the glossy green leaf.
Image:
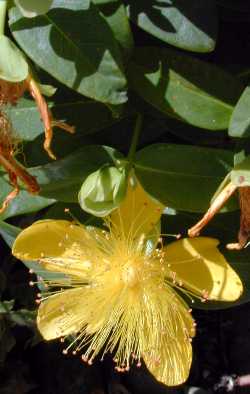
[14,0,53,17]
[0,35,28,82]
[127,0,217,53]
[229,86,250,138]
[231,155,250,187]
[135,143,236,212]
[9,309,35,327]
[79,166,127,216]
[147,109,228,146]
[9,1,127,104]
[0,220,21,247]
[30,145,123,202]
[5,97,119,142]
[129,47,243,130]
[0,176,55,220]
[94,0,134,57]
[0,300,14,314]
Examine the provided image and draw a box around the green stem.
[127,113,143,170]
[0,0,7,35]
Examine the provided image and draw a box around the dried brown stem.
[27,76,75,160]
[188,181,237,238]
[227,186,250,250]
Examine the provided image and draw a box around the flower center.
[121,262,138,288]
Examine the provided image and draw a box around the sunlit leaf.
[129,47,243,130]
[9,0,127,104]
[14,0,53,18]
[127,0,218,53]
[0,35,28,82]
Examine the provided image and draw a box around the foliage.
[1,0,250,392]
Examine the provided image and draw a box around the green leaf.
[0,220,21,247]
[0,35,28,82]
[6,97,119,142]
[127,0,218,53]
[79,165,127,216]
[0,300,14,314]
[0,176,55,220]
[93,0,134,57]
[135,143,236,213]
[231,155,250,187]
[129,47,243,130]
[30,145,123,202]
[14,0,53,18]
[9,309,35,327]
[229,86,250,138]
[9,0,127,104]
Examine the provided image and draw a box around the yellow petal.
[164,237,243,301]
[110,175,163,239]
[12,220,100,278]
[37,287,87,340]
[144,291,194,386]
[145,335,192,386]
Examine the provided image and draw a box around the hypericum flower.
[12,177,243,386]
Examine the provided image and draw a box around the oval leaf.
[93,0,134,57]
[5,97,119,142]
[0,220,21,247]
[0,35,28,82]
[135,143,236,212]
[127,0,218,53]
[14,0,53,18]
[9,1,127,104]
[229,86,250,138]
[0,176,55,220]
[129,47,243,130]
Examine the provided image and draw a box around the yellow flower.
[12,177,243,386]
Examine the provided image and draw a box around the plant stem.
[127,113,143,170]
[0,0,7,35]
